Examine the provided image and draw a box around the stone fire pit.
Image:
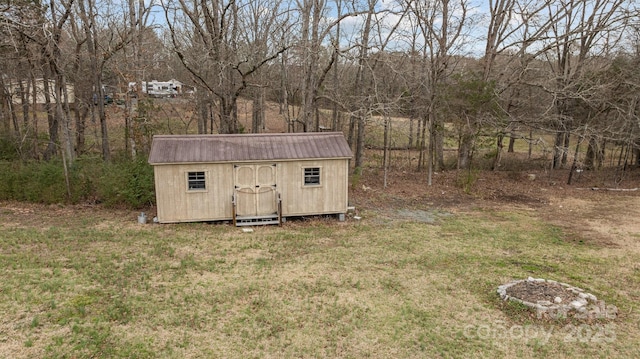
[497,277,615,320]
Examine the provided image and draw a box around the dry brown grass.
[1,187,639,358]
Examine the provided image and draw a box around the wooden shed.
[148,132,353,225]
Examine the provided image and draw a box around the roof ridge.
[153,132,344,139]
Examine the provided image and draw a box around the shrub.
[118,158,155,208]
[0,160,69,203]
[0,161,17,200]
[94,157,155,208]
[456,169,478,194]
[0,137,18,161]
[0,156,155,208]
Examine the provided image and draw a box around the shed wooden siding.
[277,159,349,216]
[149,133,352,223]
[153,163,234,222]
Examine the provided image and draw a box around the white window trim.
[186,170,209,192]
[302,166,322,188]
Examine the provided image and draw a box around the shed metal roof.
[148,132,353,164]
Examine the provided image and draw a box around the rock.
[570,299,588,309]
[536,305,549,312]
[537,300,553,306]
[585,293,598,301]
[554,296,562,304]
[497,286,508,299]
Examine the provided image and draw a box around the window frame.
[186,171,207,192]
[302,166,322,187]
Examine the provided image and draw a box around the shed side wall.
[278,159,349,216]
[154,163,233,223]
[154,159,349,223]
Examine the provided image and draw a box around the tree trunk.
[18,80,29,137]
[353,3,374,171]
[415,115,422,151]
[299,0,321,131]
[418,115,427,171]
[96,72,110,161]
[585,136,604,170]
[408,117,414,148]
[0,76,15,138]
[30,77,39,159]
[75,105,87,155]
[457,133,471,170]
[507,132,515,152]
[427,113,434,186]
[553,131,565,169]
[56,73,74,163]
[492,133,504,171]
[528,128,533,159]
[347,114,356,147]
[331,0,342,132]
[219,96,239,134]
[196,95,207,134]
[383,113,390,188]
[457,116,474,170]
[562,131,570,167]
[567,133,582,185]
[354,114,366,169]
[434,116,445,170]
[251,87,265,133]
[42,72,59,161]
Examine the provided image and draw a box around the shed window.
[303,167,321,186]
[187,171,206,190]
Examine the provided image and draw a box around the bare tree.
[402,0,468,184]
[1,1,68,160]
[293,0,367,133]
[5,0,77,162]
[352,0,376,170]
[162,0,288,134]
[240,0,285,133]
[534,0,632,169]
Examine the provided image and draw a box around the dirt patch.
[0,201,141,229]
[350,166,640,246]
[505,280,580,304]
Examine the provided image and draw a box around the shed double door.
[234,164,277,217]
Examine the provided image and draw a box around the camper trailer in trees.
[128,80,182,97]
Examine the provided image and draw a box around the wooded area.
[1,0,639,182]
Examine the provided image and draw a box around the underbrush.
[0,156,154,208]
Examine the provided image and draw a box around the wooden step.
[235,215,280,226]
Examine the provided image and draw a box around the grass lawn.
[0,203,638,358]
